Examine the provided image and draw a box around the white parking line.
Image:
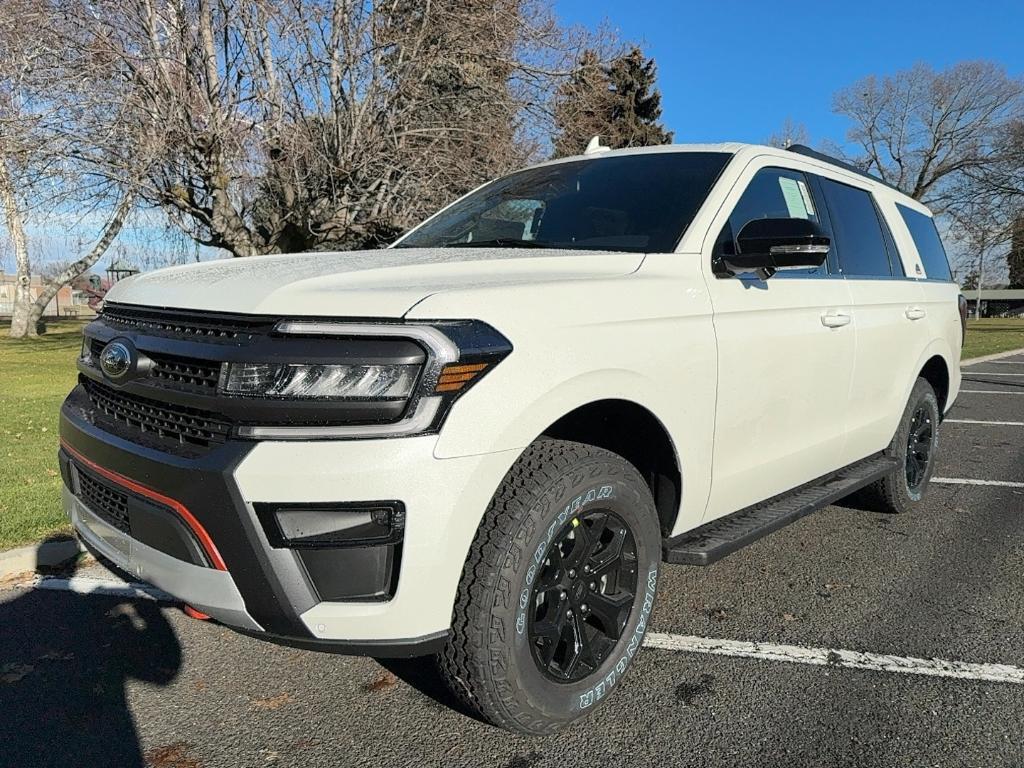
[945,419,1024,426]
[932,477,1024,489]
[962,372,1024,377]
[974,361,1024,365]
[643,633,1024,685]
[960,390,1024,395]
[20,568,1024,686]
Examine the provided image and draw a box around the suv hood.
[105,247,644,317]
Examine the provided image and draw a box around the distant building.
[965,288,1024,318]
[0,272,96,318]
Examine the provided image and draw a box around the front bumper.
[60,390,518,655]
[65,486,260,631]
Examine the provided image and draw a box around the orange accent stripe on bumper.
[60,439,228,571]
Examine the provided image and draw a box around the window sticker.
[797,180,816,215]
[778,177,808,219]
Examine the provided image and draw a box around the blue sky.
[6,1,1022,272]
[555,0,1024,147]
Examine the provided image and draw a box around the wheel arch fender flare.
[433,367,680,462]
[432,370,685,615]
[888,339,957,442]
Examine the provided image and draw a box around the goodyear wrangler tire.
[439,438,661,735]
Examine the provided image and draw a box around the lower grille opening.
[68,457,212,567]
[77,468,130,534]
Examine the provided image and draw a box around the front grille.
[89,339,222,393]
[76,468,130,534]
[100,303,273,341]
[150,354,222,391]
[83,378,230,448]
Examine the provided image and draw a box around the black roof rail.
[785,144,901,192]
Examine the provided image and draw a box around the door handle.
[905,306,926,321]
[821,311,852,328]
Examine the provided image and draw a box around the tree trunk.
[25,192,135,330]
[0,158,33,338]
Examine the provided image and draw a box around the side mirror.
[724,218,830,278]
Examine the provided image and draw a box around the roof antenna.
[583,135,611,155]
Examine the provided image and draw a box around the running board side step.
[662,455,898,566]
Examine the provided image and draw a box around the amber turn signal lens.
[435,362,489,393]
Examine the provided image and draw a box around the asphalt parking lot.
[2,356,1022,768]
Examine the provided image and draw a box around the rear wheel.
[439,438,661,735]
[862,378,940,514]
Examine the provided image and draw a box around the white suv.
[60,143,963,734]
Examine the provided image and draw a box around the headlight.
[222,362,419,399]
[80,337,93,365]
[232,320,513,440]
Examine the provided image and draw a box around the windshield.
[396,152,731,253]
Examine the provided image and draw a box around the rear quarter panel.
[876,190,963,413]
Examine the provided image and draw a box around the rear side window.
[818,178,894,278]
[897,204,952,281]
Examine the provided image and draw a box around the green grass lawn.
[0,321,86,549]
[0,315,1023,551]
[962,318,1024,361]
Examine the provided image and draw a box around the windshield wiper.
[442,238,552,249]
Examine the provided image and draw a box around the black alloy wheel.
[905,404,934,492]
[527,510,638,683]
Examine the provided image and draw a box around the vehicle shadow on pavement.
[377,657,490,724]
[0,537,182,768]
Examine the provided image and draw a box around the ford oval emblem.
[99,341,133,381]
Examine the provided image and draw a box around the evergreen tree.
[606,48,673,148]
[552,46,672,157]
[1008,213,1024,288]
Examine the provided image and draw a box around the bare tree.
[767,118,809,149]
[1,0,136,337]
[947,190,1015,315]
[66,0,604,257]
[833,61,1024,210]
[0,0,44,337]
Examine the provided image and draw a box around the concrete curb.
[961,347,1024,367]
[0,538,83,581]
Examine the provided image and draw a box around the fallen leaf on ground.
[363,672,398,692]
[703,606,729,621]
[144,742,201,768]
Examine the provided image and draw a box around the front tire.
[439,438,661,735]
[863,377,940,514]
